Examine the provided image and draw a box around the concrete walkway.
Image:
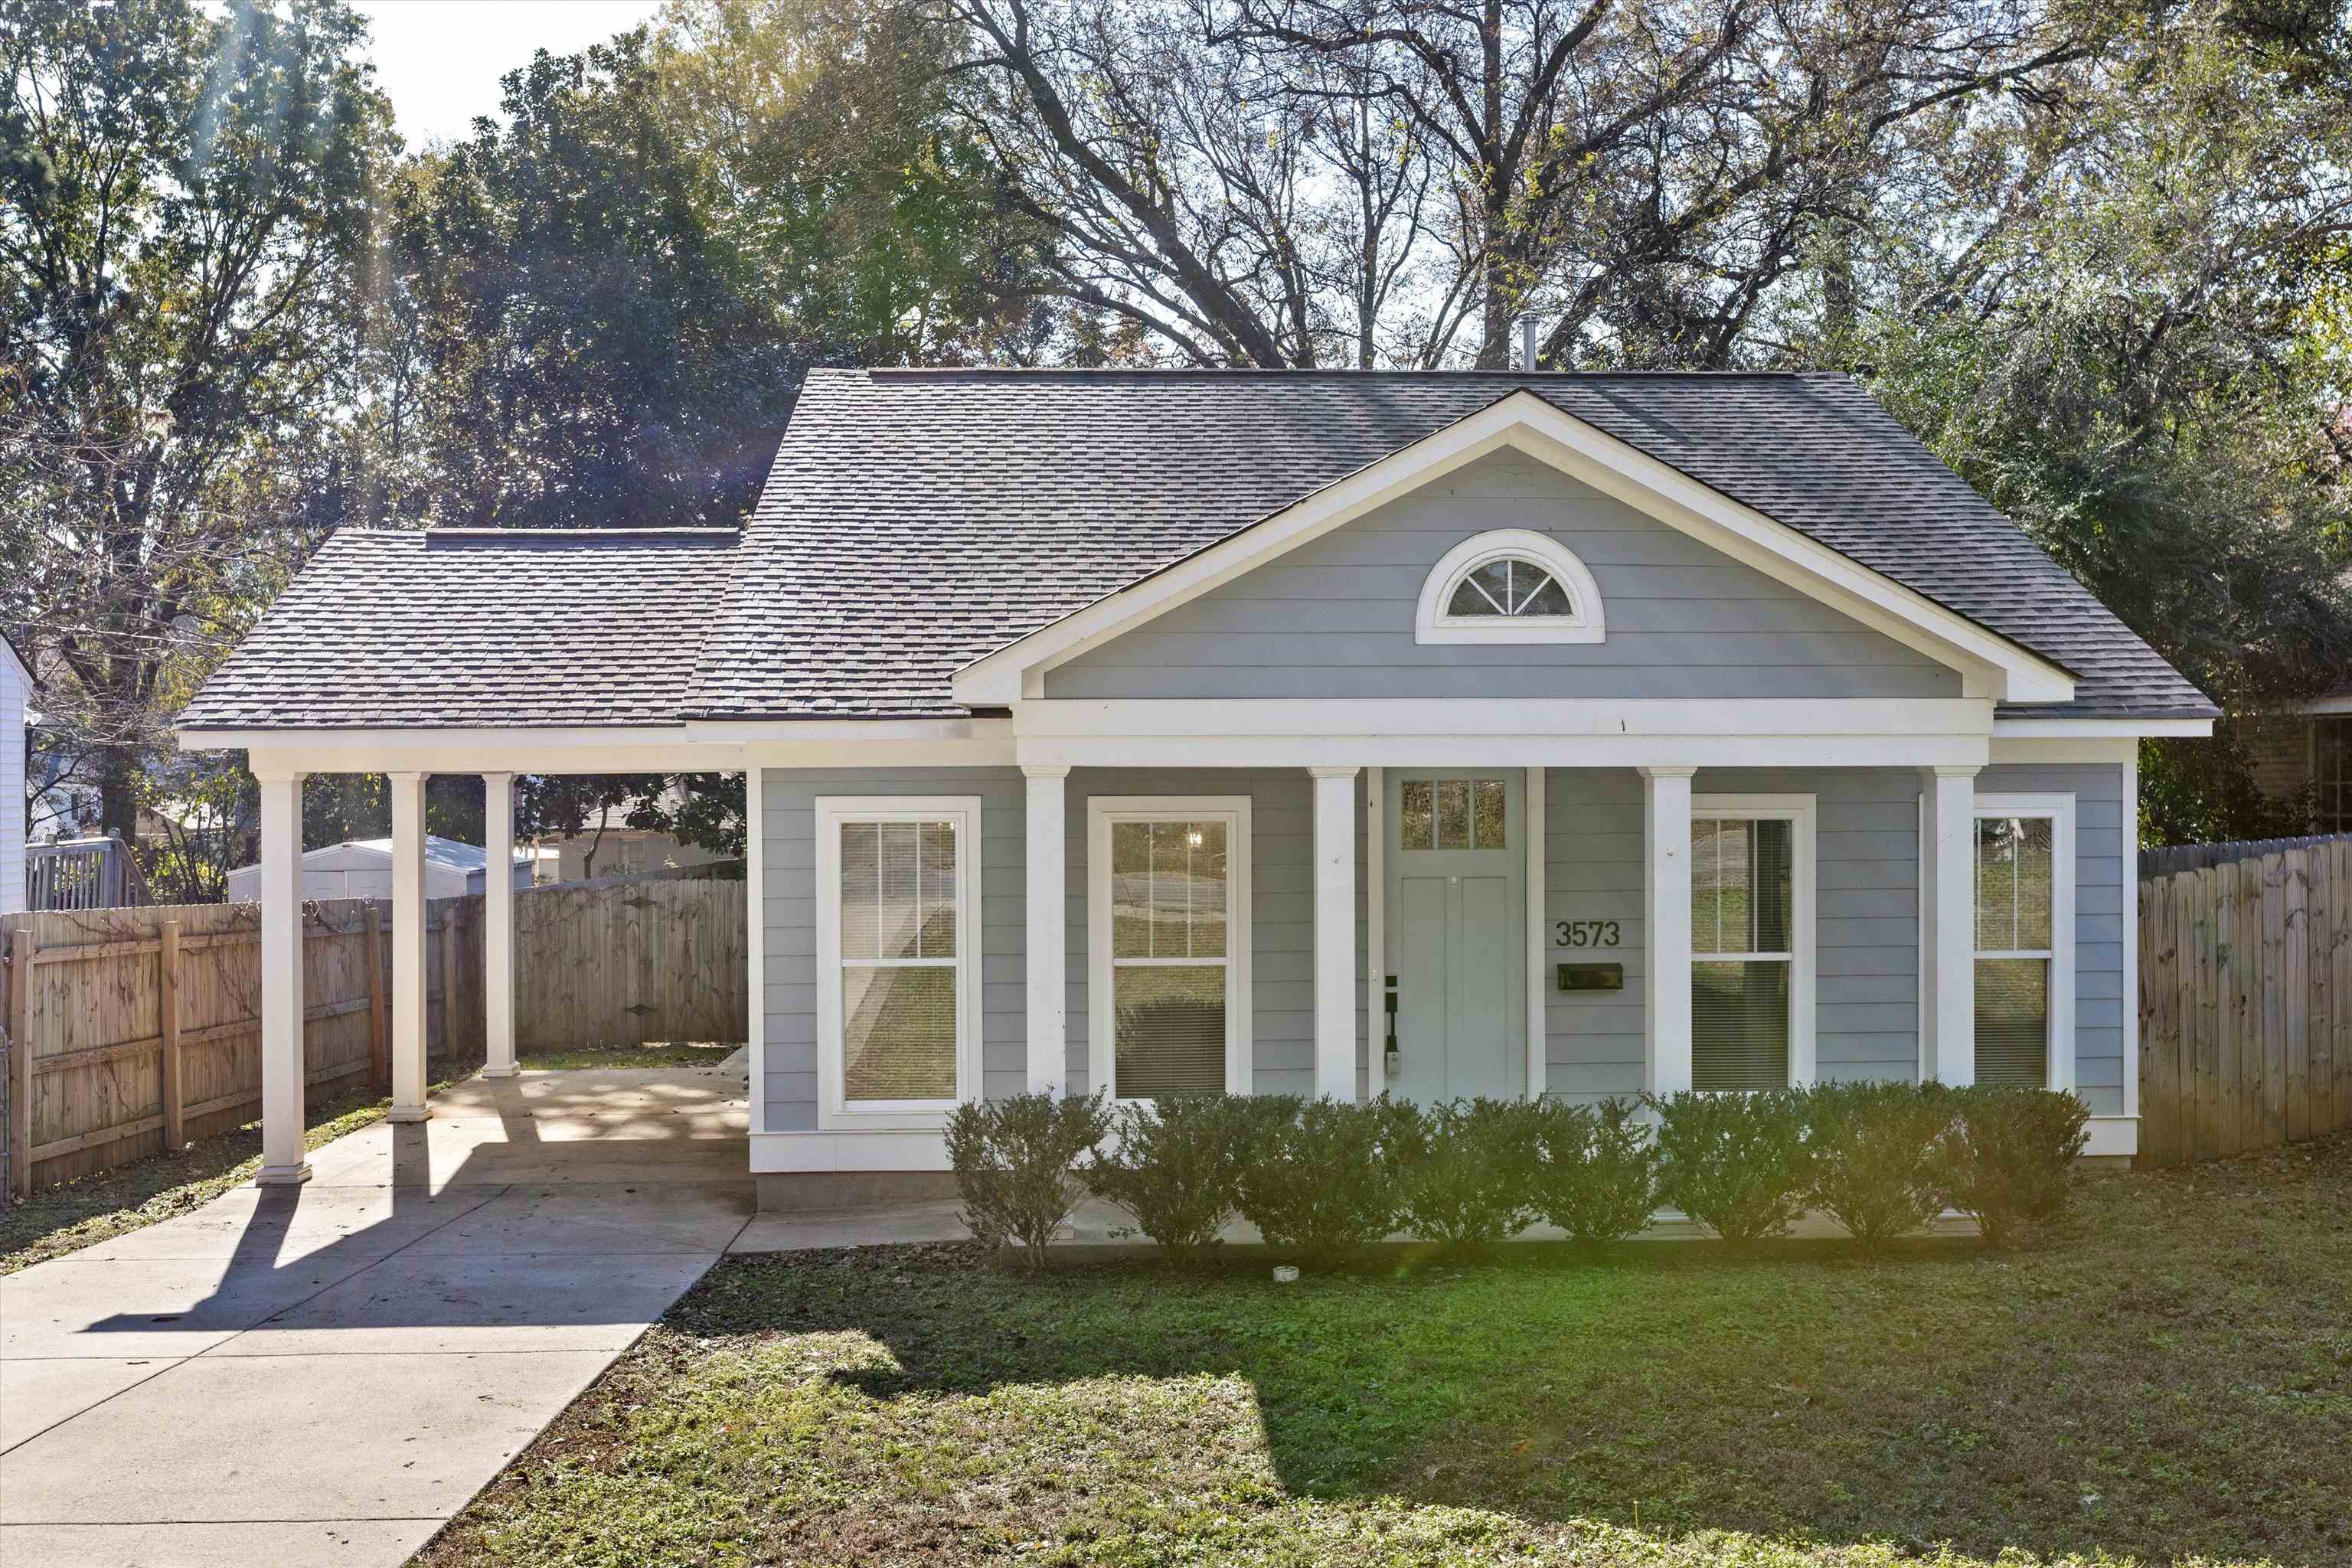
[0,1055,751,1568]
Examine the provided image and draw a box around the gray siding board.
[1047,453,1961,702]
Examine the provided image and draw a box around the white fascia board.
[1014,697,1993,739]
[0,636,28,689]
[188,719,1015,776]
[1991,717,2213,740]
[2291,695,2352,716]
[1989,735,2141,766]
[952,390,2076,707]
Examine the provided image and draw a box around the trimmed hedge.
[948,1082,2096,1266]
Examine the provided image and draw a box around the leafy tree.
[0,0,394,839]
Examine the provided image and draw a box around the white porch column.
[481,772,518,1079]
[1311,766,1360,1101]
[1640,766,1696,1097]
[387,770,430,1122]
[1022,766,1069,1095]
[256,770,311,1184]
[1920,764,1980,1085]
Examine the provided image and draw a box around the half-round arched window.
[1414,528,1606,645]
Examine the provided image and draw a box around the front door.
[1384,769,1525,1104]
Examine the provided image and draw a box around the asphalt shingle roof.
[179,529,741,729]
[181,368,2214,730]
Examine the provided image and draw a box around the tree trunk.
[1475,0,1511,369]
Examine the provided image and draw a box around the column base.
[385,1105,430,1124]
[478,1063,521,1080]
[255,1161,313,1187]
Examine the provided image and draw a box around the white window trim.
[1973,792,2076,1093]
[813,795,984,1131]
[1414,528,1606,645]
[1690,792,1816,1086]
[1087,795,1254,1102]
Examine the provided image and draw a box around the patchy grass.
[422,1134,2352,1568]
[518,1041,740,1072]
[0,1062,476,1275]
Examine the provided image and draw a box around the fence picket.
[0,878,744,1194]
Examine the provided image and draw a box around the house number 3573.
[1554,920,1621,949]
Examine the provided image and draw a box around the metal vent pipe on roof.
[1519,313,1540,372]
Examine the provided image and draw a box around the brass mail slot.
[1557,962,1624,992]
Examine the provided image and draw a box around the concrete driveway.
[0,1054,751,1568]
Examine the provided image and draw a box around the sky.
[350,1,668,148]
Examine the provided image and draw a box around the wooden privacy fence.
[2138,843,2352,1167]
[0,876,744,1198]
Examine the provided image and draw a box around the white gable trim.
[950,389,2076,707]
[0,636,29,690]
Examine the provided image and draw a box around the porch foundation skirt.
[756,1170,962,1210]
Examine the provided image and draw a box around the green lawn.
[422,1134,2352,1567]
[517,1041,742,1071]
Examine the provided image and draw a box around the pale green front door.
[1384,769,1525,1104]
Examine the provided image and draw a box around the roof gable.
[954,387,2073,706]
[694,368,2209,723]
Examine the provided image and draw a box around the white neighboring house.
[0,635,27,915]
[225,834,539,903]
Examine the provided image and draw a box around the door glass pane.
[1400,781,1433,850]
[1114,964,1227,1097]
[1437,780,1472,848]
[839,822,879,961]
[1473,779,1507,848]
[1692,959,1789,1090]
[1975,957,2049,1086]
[842,963,956,1099]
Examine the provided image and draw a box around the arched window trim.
[1413,528,1606,645]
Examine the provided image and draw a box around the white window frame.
[813,795,984,1131]
[1690,792,1816,1087]
[1414,528,1606,645]
[1972,792,2076,1093]
[1087,795,1253,1102]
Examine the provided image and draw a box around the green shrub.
[945,1091,1111,1270]
[1527,1097,1661,1246]
[1082,1093,1259,1266]
[1393,1098,1547,1249]
[1802,1080,1955,1250]
[1648,1089,1814,1246]
[1233,1095,1417,1269]
[1930,1085,2090,1249]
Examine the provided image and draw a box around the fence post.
[161,920,185,1150]
[9,929,33,1200]
[366,904,388,1090]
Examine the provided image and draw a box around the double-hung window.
[814,797,982,1129]
[1690,795,1815,1089]
[1972,795,2074,1090]
[1088,797,1252,1100]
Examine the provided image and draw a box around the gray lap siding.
[1044,453,1961,702]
